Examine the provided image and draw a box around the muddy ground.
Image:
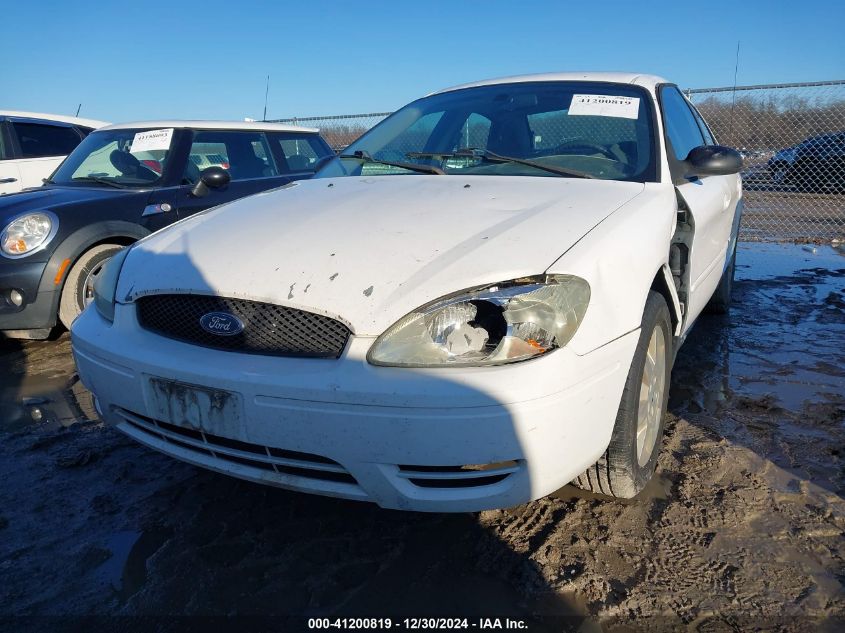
[0,242,843,632]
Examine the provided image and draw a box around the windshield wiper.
[339,150,444,175]
[407,148,595,179]
[71,176,129,189]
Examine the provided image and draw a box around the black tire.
[770,163,790,187]
[705,241,737,315]
[58,244,123,329]
[572,291,672,498]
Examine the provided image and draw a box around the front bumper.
[71,304,639,512]
[0,259,56,333]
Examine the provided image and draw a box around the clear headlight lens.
[92,246,131,323]
[368,275,590,367]
[1,212,56,257]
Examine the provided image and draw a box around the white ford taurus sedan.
[71,72,743,512]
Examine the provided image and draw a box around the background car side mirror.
[685,145,744,178]
[191,166,231,198]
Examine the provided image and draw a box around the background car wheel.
[770,165,790,186]
[58,244,123,329]
[571,291,672,498]
[705,241,737,315]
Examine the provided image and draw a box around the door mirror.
[685,145,743,177]
[190,166,231,198]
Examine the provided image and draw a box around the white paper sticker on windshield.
[569,95,640,119]
[130,128,174,154]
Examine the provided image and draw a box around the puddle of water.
[735,241,845,280]
[1,335,97,432]
[95,528,172,602]
[0,374,97,432]
[673,242,845,416]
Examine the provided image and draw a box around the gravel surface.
[0,242,843,632]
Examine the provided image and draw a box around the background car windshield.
[318,82,656,181]
[51,129,174,186]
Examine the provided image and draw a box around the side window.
[11,122,82,158]
[183,131,277,184]
[689,104,716,145]
[660,87,705,161]
[0,125,7,160]
[271,134,333,173]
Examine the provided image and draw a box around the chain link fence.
[687,81,844,241]
[271,80,845,242]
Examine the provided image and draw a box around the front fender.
[546,184,677,356]
[36,221,151,326]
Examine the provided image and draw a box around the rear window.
[12,122,82,158]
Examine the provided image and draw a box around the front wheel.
[58,244,123,329]
[572,291,672,498]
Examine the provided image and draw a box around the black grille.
[136,294,351,358]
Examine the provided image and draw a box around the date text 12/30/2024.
[307,618,529,630]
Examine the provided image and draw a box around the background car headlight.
[0,212,57,257]
[367,274,590,367]
[92,246,131,323]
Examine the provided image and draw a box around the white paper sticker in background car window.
[130,128,174,154]
[568,95,640,119]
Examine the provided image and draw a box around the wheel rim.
[81,261,107,308]
[637,324,666,466]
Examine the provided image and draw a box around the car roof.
[98,120,320,134]
[433,72,670,95]
[0,110,109,129]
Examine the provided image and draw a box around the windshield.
[50,128,176,187]
[318,81,657,181]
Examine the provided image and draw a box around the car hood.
[119,175,644,335]
[0,185,139,223]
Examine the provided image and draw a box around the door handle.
[0,177,17,184]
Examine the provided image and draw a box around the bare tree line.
[692,94,845,154]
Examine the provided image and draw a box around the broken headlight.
[367,275,590,367]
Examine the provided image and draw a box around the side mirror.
[685,145,743,178]
[191,166,231,198]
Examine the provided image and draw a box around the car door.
[659,85,740,324]
[8,118,85,188]
[0,120,22,194]
[173,129,291,219]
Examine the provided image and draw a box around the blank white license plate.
[146,377,243,436]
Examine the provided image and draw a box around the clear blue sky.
[2,0,843,123]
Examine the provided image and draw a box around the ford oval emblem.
[199,312,244,336]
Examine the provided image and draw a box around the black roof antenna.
[728,41,740,141]
[262,75,270,121]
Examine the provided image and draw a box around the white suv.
[0,111,107,194]
[72,73,743,512]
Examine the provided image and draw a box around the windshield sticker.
[130,128,174,154]
[568,95,640,119]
